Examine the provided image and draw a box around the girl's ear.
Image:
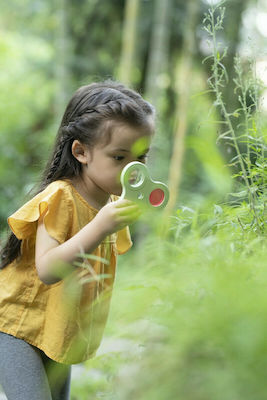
[71,140,90,164]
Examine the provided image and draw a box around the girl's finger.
[118,209,142,223]
[117,205,140,217]
[114,199,136,208]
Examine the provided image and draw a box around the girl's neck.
[70,175,110,210]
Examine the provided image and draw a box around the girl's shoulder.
[29,179,76,207]
[8,180,74,241]
[41,179,72,195]
[23,179,75,211]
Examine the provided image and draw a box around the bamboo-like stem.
[118,0,140,85]
[234,59,253,182]
[55,0,71,119]
[164,0,199,218]
[145,0,171,109]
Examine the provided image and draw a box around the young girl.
[0,80,155,400]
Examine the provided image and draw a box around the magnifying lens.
[120,162,169,210]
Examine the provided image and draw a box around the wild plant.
[203,0,267,234]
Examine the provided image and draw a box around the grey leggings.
[0,331,71,400]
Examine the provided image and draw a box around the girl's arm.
[35,199,140,285]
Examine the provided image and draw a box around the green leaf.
[229,190,248,198]
[76,253,110,265]
[80,274,112,284]
[214,204,223,215]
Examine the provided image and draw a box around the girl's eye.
[138,154,148,161]
[114,156,125,161]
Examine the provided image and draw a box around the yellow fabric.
[0,180,132,364]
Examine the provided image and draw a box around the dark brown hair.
[0,80,155,269]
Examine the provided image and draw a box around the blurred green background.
[1,0,266,229]
[1,0,267,399]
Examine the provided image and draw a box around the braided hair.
[0,80,155,269]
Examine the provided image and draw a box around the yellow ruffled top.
[0,180,132,364]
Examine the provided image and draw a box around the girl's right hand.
[95,198,142,235]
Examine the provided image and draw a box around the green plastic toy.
[120,161,169,210]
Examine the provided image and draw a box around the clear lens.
[128,169,145,187]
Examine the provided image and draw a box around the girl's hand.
[95,198,141,235]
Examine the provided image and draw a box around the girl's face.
[77,120,154,198]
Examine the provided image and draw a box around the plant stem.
[209,5,262,231]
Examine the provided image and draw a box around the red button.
[149,189,165,206]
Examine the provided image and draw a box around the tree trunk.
[54,0,72,123]
[118,0,140,85]
[54,0,71,120]
[164,0,199,216]
[144,0,171,111]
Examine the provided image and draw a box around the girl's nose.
[128,169,143,187]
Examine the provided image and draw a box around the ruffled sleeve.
[8,181,73,244]
[116,226,133,255]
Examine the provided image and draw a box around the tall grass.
[70,205,267,399]
[203,0,266,234]
[111,213,267,400]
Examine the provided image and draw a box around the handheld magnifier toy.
[120,161,169,210]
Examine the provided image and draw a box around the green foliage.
[0,30,55,233]
[71,352,127,400]
[68,0,125,82]
[184,67,231,200]
[75,206,267,399]
[203,1,267,234]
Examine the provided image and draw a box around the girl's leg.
[0,331,52,400]
[0,332,72,400]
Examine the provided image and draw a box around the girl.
[0,80,155,400]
